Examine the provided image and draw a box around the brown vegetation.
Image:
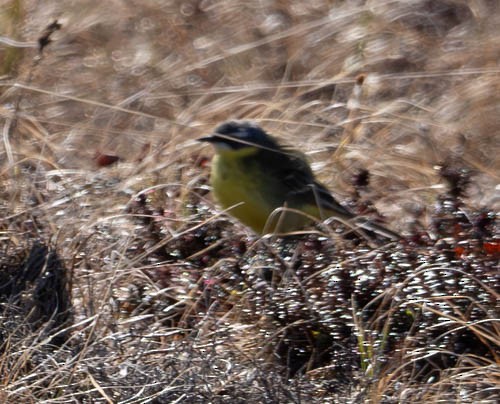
[1,0,498,402]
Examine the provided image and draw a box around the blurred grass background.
[2,0,498,225]
[0,0,498,402]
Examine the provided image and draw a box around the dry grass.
[1,0,499,402]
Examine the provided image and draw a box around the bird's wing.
[268,151,354,219]
[264,149,400,240]
[286,178,354,219]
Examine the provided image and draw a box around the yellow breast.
[209,149,319,234]
[210,151,273,233]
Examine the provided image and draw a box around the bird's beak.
[197,134,217,143]
[197,134,233,151]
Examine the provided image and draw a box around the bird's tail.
[351,217,400,241]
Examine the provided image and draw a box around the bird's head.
[198,121,280,153]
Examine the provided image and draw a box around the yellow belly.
[211,154,272,233]
[210,153,317,234]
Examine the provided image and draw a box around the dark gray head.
[198,120,280,151]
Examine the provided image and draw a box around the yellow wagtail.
[199,120,399,239]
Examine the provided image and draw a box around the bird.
[198,120,399,240]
